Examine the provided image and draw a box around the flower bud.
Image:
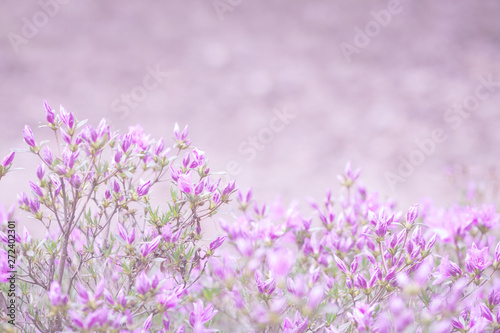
[350,257,359,274]
[61,129,72,145]
[307,285,324,309]
[143,314,153,331]
[480,303,494,322]
[44,100,55,124]
[36,164,45,180]
[117,224,128,242]
[17,192,29,206]
[48,281,62,306]
[29,181,43,197]
[222,180,236,196]
[163,312,171,331]
[162,224,172,243]
[43,147,53,165]
[451,318,464,330]
[209,236,226,252]
[135,272,151,295]
[194,181,204,196]
[114,150,122,164]
[23,125,36,147]
[60,105,75,128]
[1,152,15,168]
[112,179,121,193]
[137,180,151,197]
[155,138,165,155]
[29,199,40,214]
[94,278,106,299]
[425,234,437,251]
[356,274,368,289]
[70,174,82,189]
[182,153,190,168]
[76,283,89,303]
[333,255,349,274]
[406,204,418,225]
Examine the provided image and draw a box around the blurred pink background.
[1,0,500,225]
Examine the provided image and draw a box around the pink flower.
[135,271,151,295]
[174,123,189,142]
[163,312,171,331]
[117,289,127,307]
[137,180,152,196]
[189,300,217,327]
[44,100,55,124]
[237,187,253,206]
[222,180,236,196]
[433,255,462,285]
[465,243,491,273]
[29,181,43,197]
[43,146,53,164]
[157,289,181,309]
[302,233,320,256]
[337,161,361,186]
[451,318,464,330]
[60,105,75,128]
[287,276,307,298]
[114,150,122,164]
[193,148,205,166]
[170,166,180,181]
[1,152,15,167]
[307,285,324,309]
[480,303,494,321]
[349,303,376,331]
[141,235,162,257]
[121,133,132,152]
[76,283,90,303]
[469,204,498,230]
[267,248,294,277]
[283,311,308,333]
[48,281,67,306]
[23,125,35,147]
[209,236,226,252]
[29,198,40,214]
[194,181,204,195]
[183,152,192,168]
[255,271,276,295]
[333,255,349,274]
[406,204,419,225]
[70,174,82,189]
[143,314,154,331]
[372,209,394,238]
[112,179,121,193]
[177,173,193,194]
[155,138,166,155]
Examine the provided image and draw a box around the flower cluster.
[0,102,235,332]
[1,102,500,332]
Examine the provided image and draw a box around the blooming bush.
[1,102,500,332]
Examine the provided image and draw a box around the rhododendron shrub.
[0,102,236,332]
[1,103,500,332]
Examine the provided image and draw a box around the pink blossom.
[189,300,217,327]
[177,173,193,194]
[465,243,491,273]
[137,180,152,196]
[23,125,36,147]
[1,152,15,167]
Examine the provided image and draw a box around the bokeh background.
[1,0,500,226]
